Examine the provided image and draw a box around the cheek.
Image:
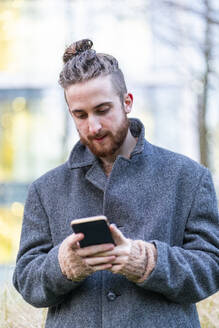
[75,121,88,137]
[107,112,124,129]
[103,113,119,128]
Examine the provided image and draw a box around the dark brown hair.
[59,39,127,102]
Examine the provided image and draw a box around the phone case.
[71,216,114,247]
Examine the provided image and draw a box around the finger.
[93,245,128,258]
[93,250,115,257]
[110,256,127,265]
[110,224,126,245]
[77,243,114,257]
[92,263,113,272]
[67,233,84,249]
[85,256,116,266]
[92,249,120,257]
[76,241,81,249]
[110,264,123,273]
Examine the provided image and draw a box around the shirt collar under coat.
[67,118,150,169]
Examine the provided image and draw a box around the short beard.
[79,115,129,158]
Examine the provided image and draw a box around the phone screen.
[71,216,115,247]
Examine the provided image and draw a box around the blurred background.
[0,0,219,285]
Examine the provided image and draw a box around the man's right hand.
[58,233,115,281]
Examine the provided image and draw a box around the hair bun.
[63,39,93,63]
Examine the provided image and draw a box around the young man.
[13,39,219,328]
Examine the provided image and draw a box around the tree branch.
[161,0,219,26]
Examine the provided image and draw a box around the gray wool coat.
[13,118,219,328]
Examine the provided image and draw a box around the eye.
[77,113,87,119]
[96,107,110,115]
[72,111,87,119]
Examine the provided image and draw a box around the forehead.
[65,75,118,109]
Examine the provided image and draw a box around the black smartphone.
[71,215,115,248]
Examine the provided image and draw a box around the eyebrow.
[71,101,113,113]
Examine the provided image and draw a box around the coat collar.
[67,118,150,169]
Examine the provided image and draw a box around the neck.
[100,129,137,175]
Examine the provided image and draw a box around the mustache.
[87,132,109,140]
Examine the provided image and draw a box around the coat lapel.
[85,159,107,192]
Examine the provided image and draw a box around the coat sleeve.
[138,168,219,304]
[12,182,82,308]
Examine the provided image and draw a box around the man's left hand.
[104,224,132,273]
[96,224,149,282]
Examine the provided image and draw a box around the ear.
[123,93,133,114]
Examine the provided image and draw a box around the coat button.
[107,291,117,301]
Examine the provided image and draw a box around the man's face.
[65,75,133,158]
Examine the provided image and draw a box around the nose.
[88,116,102,135]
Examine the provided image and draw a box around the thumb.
[110,224,126,245]
[67,233,84,249]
